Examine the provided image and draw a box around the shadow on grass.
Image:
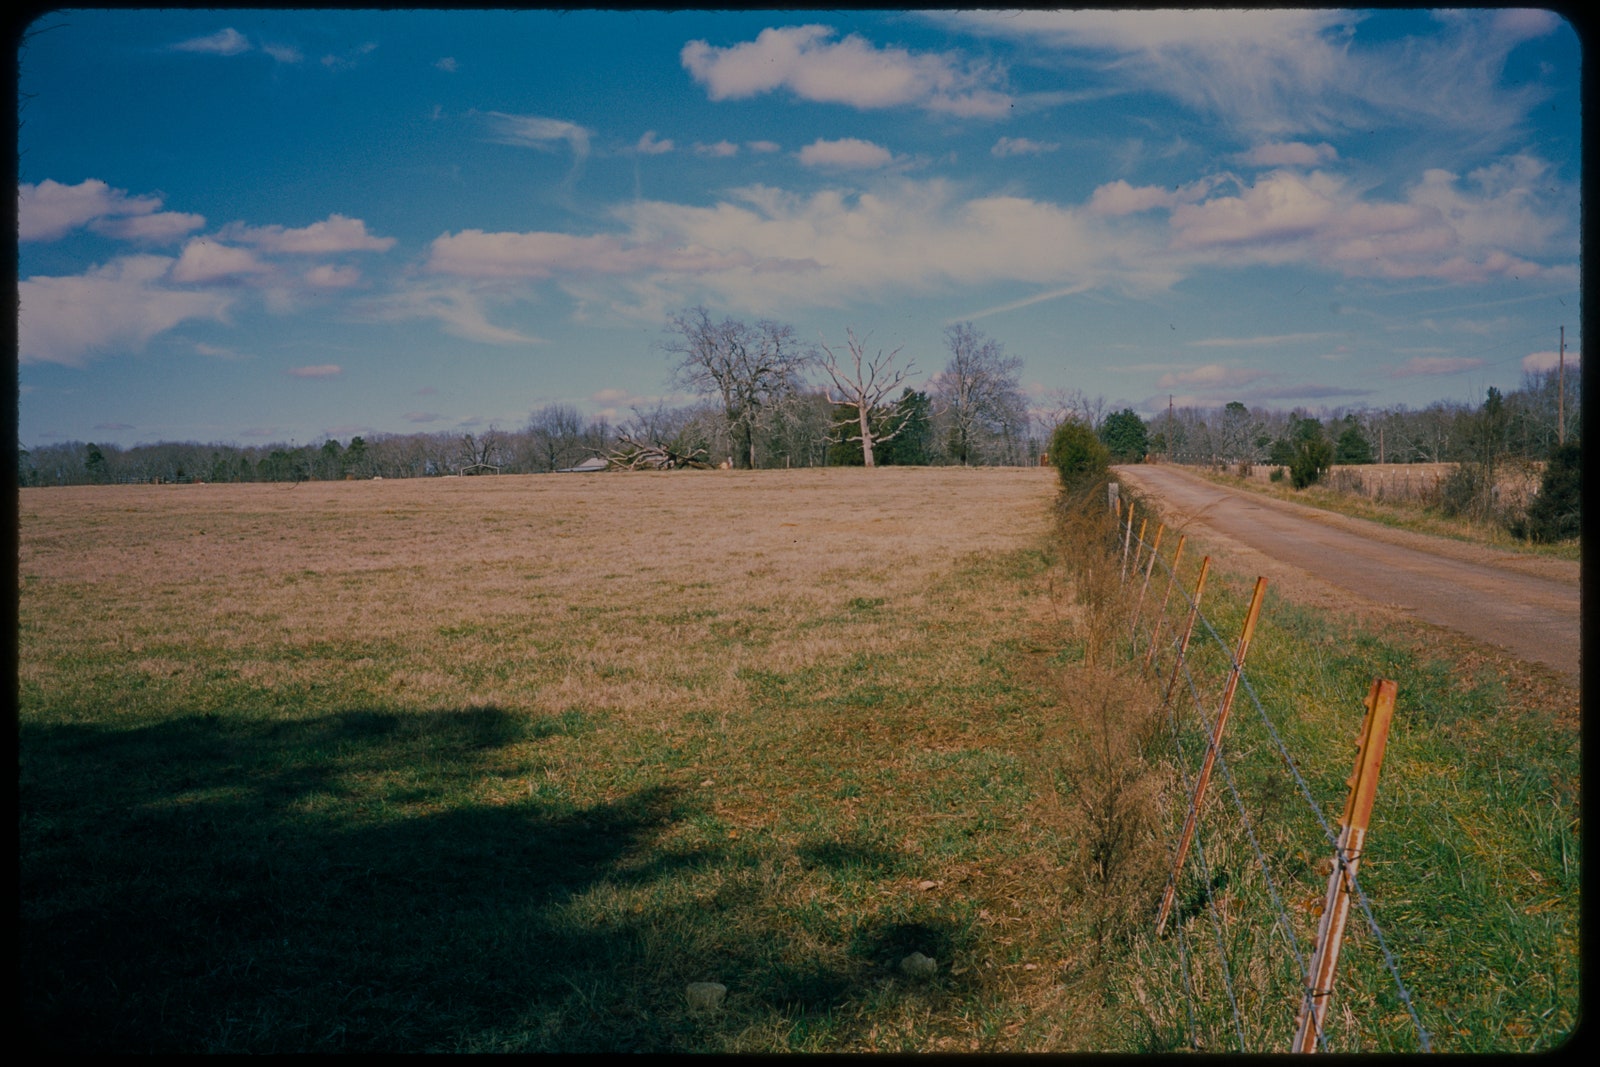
[20,706,977,1052]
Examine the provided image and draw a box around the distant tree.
[1098,409,1149,463]
[662,306,809,469]
[1334,416,1374,465]
[526,403,587,472]
[345,436,369,478]
[84,443,107,483]
[319,438,345,480]
[878,388,933,466]
[934,322,1026,465]
[1216,401,1258,466]
[818,328,916,468]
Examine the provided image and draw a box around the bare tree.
[934,322,1026,465]
[818,329,916,468]
[458,427,502,471]
[661,307,809,469]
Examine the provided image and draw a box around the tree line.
[1135,365,1579,471]
[17,310,1036,486]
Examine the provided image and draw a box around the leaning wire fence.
[1112,499,1432,1053]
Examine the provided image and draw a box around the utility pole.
[1558,326,1565,447]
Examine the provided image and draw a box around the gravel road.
[1113,464,1581,681]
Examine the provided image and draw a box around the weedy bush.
[1049,420,1110,494]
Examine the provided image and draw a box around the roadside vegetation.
[19,465,1577,1051]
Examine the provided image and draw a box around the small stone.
[900,952,937,978]
[685,981,726,1012]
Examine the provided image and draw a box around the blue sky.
[16,8,1582,449]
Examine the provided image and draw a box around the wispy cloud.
[635,131,674,155]
[287,364,342,378]
[942,9,1562,145]
[484,112,591,161]
[1155,363,1268,390]
[683,24,1012,116]
[992,136,1059,157]
[1189,332,1335,348]
[171,28,251,56]
[1388,356,1487,378]
[361,284,544,346]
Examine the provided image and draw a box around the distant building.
[555,456,609,473]
[457,462,501,476]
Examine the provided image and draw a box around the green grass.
[1106,499,1579,1053]
[19,474,1579,1051]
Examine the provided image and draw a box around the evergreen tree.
[1098,408,1149,462]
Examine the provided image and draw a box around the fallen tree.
[602,436,713,470]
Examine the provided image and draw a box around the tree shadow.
[20,705,984,1052]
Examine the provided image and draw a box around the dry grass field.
[18,467,1577,1052]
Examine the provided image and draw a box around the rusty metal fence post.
[1161,555,1212,708]
[1292,679,1399,1053]
[1129,522,1166,647]
[1156,576,1269,936]
[1143,533,1187,673]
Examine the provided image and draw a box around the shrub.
[1439,462,1491,519]
[1513,441,1581,542]
[1269,467,1285,483]
[1288,436,1332,489]
[1049,419,1111,493]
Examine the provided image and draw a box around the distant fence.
[1111,495,1431,1053]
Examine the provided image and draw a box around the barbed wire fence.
[1108,493,1432,1053]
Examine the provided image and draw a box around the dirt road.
[1113,464,1581,681]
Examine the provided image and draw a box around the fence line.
[1114,503,1431,1053]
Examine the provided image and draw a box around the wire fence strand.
[1122,507,1431,1053]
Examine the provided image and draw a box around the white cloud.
[19,178,201,243]
[288,364,342,378]
[171,28,251,56]
[747,140,781,153]
[797,138,892,169]
[992,136,1059,157]
[682,24,1012,116]
[636,131,674,155]
[220,213,397,254]
[1238,141,1338,168]
[303,264,362,288]
[695,140,739,158]
[262,43,302,64]
[1521,349,1580,373]
[171,239,270,283]
[436,56,458,72]
[1139,163,1566,284]
[18,255,233,367]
